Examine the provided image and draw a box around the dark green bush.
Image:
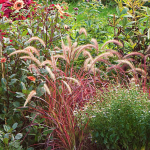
[101,0,117,6]
[79,84,150,150]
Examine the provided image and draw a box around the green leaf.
[95,132,99,137]
[10,74,16,78]
[47,147,51,150]
[36,87,45,97]
[20,82,26,90]
[120,7,128,15]
[126,21,136,26]
[39,118,45,123]
[11,134,15,141]
[3,138,8,145]
[27,147,34,150]
[22,30,28,36]
[1,78,7,86]
[121,14,133,18]
[15,133,23,140]
[43,128,54,135]
[16,92,25,98]
[9,79,18,85]
[116,6,120,16]
[75,32,79,38]
[122,18,128,27]
[146,7,150,15]
[3,125,11,132]
[13,101,20,107]
[12,123,18,130]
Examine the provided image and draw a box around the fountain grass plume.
[8,50,34,57]
[45,66,56,81]
[25,36,46,47]
[62,80,72,94]
[79,28,87,37]
[24,90,36,107]
[117,59,136,71]
[123,52,144,59]
[89,52,114,68]
[20,56,41,66]
[24,46,40,57]
[101,39,123,50]
[64,77,81,86]
[105,49,123,59]
[41,60,52,66]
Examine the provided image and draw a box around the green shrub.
[79,84,150,150]
[108,0,150,54]
[101,0,117,7]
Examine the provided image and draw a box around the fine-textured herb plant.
[78,84,150,150]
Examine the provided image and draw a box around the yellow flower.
[13,0,24,11]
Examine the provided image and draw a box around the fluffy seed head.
[101,40,123,50]
[123,52,144,59]
[84,58,92,71]
[74,44,97,60]
[91,38,99,53]
[41,60,52,66]
[8,50,34,57]
[54,54,70,64]
[62,80,72,94]
[26,37,46,47]
[24,90,36,107]
[79,28,87,37]
[117,59,135,72]
[65,77,81,86]
[135,68,146,77]
[44,84,51,95]
[90,52,114,68]
[24,46,40,57]
[45,66,56,81]
[105,49,122,59]
[20,56,41,66]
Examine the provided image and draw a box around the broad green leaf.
[1,78,6,87]
[3,125,11,132]
[126,21,136,26]
[16,92,25,98]
[116,6,120,16]
[11,134,15,141]
[120,7,128,15]
[36,87,45,97]
[4,133,9,139]
[146,7,150,15]
[15,133,23,140]
[9,79,18,85]
[12,123,18,130]
[20,82,26,90]
[10,74,16,78]
[122,17,128,27]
